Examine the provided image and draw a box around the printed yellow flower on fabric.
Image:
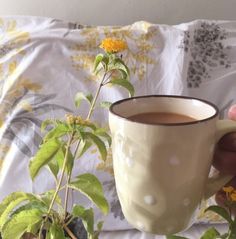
[100,38,127,53]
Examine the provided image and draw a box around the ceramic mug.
[109,95,236,235]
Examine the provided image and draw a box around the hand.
[213,105,236,208]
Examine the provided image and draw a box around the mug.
[108,95,236,235]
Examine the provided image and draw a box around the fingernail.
[228,105,236,120]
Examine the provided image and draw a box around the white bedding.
[100,224,228,239]
[0,16,236,237]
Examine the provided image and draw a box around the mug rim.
[109,95,219,126]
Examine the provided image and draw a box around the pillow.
[0,16,235,230]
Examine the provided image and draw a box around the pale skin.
[213,105,236,206]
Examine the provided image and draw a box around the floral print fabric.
[0,16,236,230]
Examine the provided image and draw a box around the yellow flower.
[223,186,234,193]
[100,38,127,53]
[230,192,236,201]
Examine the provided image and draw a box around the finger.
[213,147,236,174]
[228,105,236,120]
[217,132,236,151]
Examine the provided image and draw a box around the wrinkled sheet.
[0,16,236,232]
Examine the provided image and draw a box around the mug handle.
[204,120,236,199]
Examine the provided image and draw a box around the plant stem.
[42,132,75,232]
[63,73,106,216]
[63,225,77,239]
[86,73,106,120]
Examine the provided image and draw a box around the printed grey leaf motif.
[2,93,73,157]
[103,179,125,220]
[180,22,231,88]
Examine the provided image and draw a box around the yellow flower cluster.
[65,114,92,126]
[223,186,236,202]
[100,38,127,53]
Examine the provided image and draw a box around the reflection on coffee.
[128,112,196,124]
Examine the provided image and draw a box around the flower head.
[223,186,235,193]
[230,192,236,202]
[100,38,127,53]
[65,114,92,126]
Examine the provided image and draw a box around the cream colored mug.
[109,95,236,235]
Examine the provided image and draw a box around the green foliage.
[75,92,94,108]
[29,138,62,180]
[1,209,43,239]
[109,78,134,97]
[0,38,134,239]
[69,173,109,215]
[200,228,220,239]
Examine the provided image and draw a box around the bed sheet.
[100,224,228,239]
[0,16,236,232]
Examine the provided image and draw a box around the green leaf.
[29,138,62,180]
[47,223,66,239]
[94,53,104,72]
[0,192,39,229]
[84,132,107,161]
[205,206,232,223]
[75,92,93,108]
[109,78,134,97]
[166,236,189,239]
[80,208,94,236]
[41,119,57,132]
[44,123,70,142]
[228,220,236,238]
[72,205,86,217]
[40,190,62,207]
[76,140,93,158]
[48,158,59,179]
[54,145,74,175]
[114,58,130,76]
[94,128,112,147]
[72,205,94,238]
[200,227,220,239]
[11,201,47,217]
[0,192,28,215]
[100,101,112,109]
[69,173,109,214]
[1,209,43,239]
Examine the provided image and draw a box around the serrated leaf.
[166,236,189,239]
[75,92,93,108]
[69,173,109,214]
[93,53,105,72]
[29,139,62,180]
[76,140,93,158]
[48,159,59,179]
[84,132,107,161]
[72,205,94,238]
[0,192,39,229]
[114,58,130,76]
[72,205,86,217]
[205,206,232,223]
[109,78,134,97]
[1,209,43,239]
[47,223,66,239]
[43,123,70,142]
[0,192,28,215]
[40,190,62,207]
[11,201,47,218]
[100,101,112,109]
[80,208,94,236]
[94,128,111,147]
[54,145,74,175]
[200,227,220,239]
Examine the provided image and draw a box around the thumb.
[228,105,236,120]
